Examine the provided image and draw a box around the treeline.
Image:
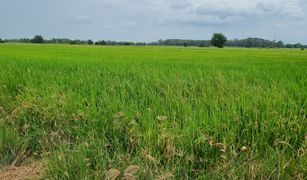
[226,38,305,48]
[149,39,211,47]
[0,38,90,45]
[0,36,145,46]
[152,38,306,48]
[95,40,146,46]
[0,36,306,48]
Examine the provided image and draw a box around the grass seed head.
[105,168,121,180]
[146,154,157,163]
[214,143,226,149]
[113,112,125,119]
[124,165,139,176]
[122,173,136,180]
[157,171,174,180]
[22,124,30,131]
[118,112,125,118]
[241,146,248,152]
[157,116,167,121]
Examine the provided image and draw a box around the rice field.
[0,44,306,179]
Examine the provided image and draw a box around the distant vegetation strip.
[0,35,306,48]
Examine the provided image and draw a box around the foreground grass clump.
[0,44,306,179]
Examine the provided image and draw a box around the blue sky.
[1,0,306,44]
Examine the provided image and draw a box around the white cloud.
[159,0,306,24]
[65,0,306,26]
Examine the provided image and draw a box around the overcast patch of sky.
[0,0,306,43]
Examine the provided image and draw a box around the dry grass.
[105,168,121,180]
[0,162,43,180]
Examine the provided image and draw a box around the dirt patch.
[0,162,43,180]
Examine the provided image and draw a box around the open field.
[0,44,306,179]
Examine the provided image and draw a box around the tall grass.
[0,44,306,179]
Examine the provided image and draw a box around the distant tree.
[70,40,77,45]
[136,42,146,46]
[158,39,164,45]
[276,41,284,48]
[211,33,227,48]
[31,35,44,43]
[87,39,94,45]
[123,42,133,46]
[285,44,293,48]
[0,38,4,43]
[183,42,188,47]
[293,43,303,48]
[95,40,107,45]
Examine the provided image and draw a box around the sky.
[1,0,307,44]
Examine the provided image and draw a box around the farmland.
[0,44,306,179]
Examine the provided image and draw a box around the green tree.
[276,41,284,48]
[285,44,293,48]
[293,43,303,48]
[0,38,4,43]
[31,35,44,44]
[87,40,94,45]
[95,40,107,45]
[211,33,227,48]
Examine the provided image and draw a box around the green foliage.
[95,40,107,45]
[95,40,135,46]
[154,39,210,47]
[2,37,306,48]
[0,123,20,167]
[294,43,304,48]
[87,39,94,45]
[211,33,227,48]
[0,44,306,179]
[31,35,44,44]
[277,41,284,48]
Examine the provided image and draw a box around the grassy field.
[0,44,306,179]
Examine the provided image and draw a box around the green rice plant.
[0,44,306,179]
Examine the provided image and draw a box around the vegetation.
[211,33,227,48]
[2,35,306,48]
[151,39,211,47]
[0,44,306,179]
[87,40,94,45]
[95,40,144,46]
[31,35,44,44]
[227,38,285,48]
